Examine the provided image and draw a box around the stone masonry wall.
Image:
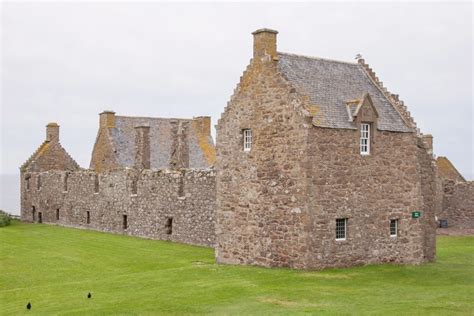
[21,168,216,247]
[439,181,474,229]
[216,54,315,268]
[306,127,437,269]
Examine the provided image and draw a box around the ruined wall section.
[21,169,216,247]
[439,180,474,229]
[307,127,437,269]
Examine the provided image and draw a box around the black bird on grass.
[87,292,92,299]
[26,302,31,310]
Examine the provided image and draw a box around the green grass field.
[1,221,473,315]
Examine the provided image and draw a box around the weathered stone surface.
[439,180,474,229]
[215,28,438,270]
[21,169,216,247]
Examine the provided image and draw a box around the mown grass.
[1,221,473,315]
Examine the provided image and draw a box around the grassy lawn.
[1,221,473,315]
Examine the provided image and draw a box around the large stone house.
[215,29,439,269]
[21,28,447,270]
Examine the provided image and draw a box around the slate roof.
[110,116,214,169]
[277,53,411,132]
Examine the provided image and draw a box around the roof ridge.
[278,51,358,66]
[116,115,194,121]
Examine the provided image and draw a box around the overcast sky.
[1,1,473,180]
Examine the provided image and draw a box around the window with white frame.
[336,218,347,240]
[390,219,398,237]
[243,129,252,152]
[360,123,370,155]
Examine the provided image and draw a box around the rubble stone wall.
[305,127,438,269]
[216,57,313,269]
[20,169,216,247]
[439,180,474,229]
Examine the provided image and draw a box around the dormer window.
[243,129,252,152]
[360,123,370,155]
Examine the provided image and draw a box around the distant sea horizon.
[1,174,20,215]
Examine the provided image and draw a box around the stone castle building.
[21,28,468,269]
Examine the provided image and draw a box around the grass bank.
[1,221,473,315]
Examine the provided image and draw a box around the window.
[360,123,370,155]
[86,211,90,224]
[165,217,173,235]
[25,175,30,191]
[32,206,36,221]
[56,209,60,221]
[336,218,347,240]
[243,129,252,152]
[38,212,42,223]
[37,175,42,190]
[390,219,398,237]
[94,174,99,193]
[131,179,138,195]
[123,215,128,230]
[63,173,69,192]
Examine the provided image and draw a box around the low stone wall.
[20,168,216,247]
[439,181,474,230]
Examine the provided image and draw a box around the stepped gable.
[437,156,466,182]
[20,123,80,173]
[277,52,412,132]
[110,115,215,169]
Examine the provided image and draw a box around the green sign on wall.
[412,211,422,219]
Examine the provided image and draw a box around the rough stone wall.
[305,127,437,269]
[439,181,474,229]
[216,53,315,268]
[21,169,216,247]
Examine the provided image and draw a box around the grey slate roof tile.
[111,116,212,169]
[277,52,411,132]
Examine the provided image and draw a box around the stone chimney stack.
[252,28,278,61]
[170,121,189,169]
[422,134,433,154]
[134,125,151,170]
[193,116,211,137]
[99,110,116,128]
[46,122,59,142]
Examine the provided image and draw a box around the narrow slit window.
[243,129,252,152]
[86,211,90,224]
[25,175,30,191]
[131,179,138,195]
[360,123,370,155]
[94,174,99,193]
[38,212,42,223]
[56,209,60,221]
[32,206,36,221]
[390,219,398,237]
[37,175,42,190]
[123,215,128,230]
[336,218,347,240]
[63,172,69,192]
[165,217,173,235]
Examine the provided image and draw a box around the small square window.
[390,219,398,237]
[243,129,252,152]
[336,218,347,240]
